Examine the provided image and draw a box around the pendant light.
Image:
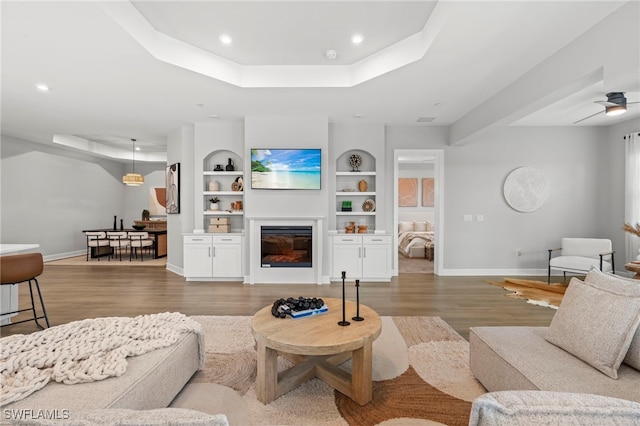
[122,138,144,186]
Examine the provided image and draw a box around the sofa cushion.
[545,277,640,379]
[469,391,640,426]
[584,269,640,371]
[469,327,640,402]
[3,332,200,411]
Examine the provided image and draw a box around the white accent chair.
[128,231,154,262]
[85,231,109,261]
[107,231,130,261]
[548,238,615,284]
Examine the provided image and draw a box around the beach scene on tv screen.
[251,149,321,189]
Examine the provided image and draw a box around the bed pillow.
[399,222,414,233]
[545,277,640,379]
[413,221,428,232]
[584,269,640,371]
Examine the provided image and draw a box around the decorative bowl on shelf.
[362,199,376,212]
[132,225,146,230]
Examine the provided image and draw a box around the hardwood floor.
[1,264,556,340]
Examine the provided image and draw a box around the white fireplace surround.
[247,217,324,284]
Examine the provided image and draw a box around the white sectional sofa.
[469,269,640,404]
[1,314,228,425]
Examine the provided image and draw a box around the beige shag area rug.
[172,315,486,426]
[485,278,567,309]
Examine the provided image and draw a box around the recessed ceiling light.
[351,34,364,45]
[353,113,364,119]
[219,34,233,45]
[434,103,442,108]
[417,117,436,123]
[209,114,220,119]
[136,147,141,151]
[196,103,205,107]
[36,84,50,92]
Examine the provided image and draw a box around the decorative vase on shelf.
[225,158,235,171]
[120,219,124,231]
[208,181,220,191]
[113,216,117,231]
[210,203,220,211]
[358,179,368,192]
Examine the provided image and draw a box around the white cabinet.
[184,235,242,280]
[331,235,391,281]
[211,236,242,278]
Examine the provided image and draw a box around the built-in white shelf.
[336,212,376,216]
[204,211,244,216]
[335,192,375,197]
[203,171,243,176]
[335,171,376,176]
[203,191,244,196]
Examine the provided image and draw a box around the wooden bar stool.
[0,253,50,329]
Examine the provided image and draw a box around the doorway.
[393,149,444,276]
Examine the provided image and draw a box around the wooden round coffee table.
[251,297,381,406]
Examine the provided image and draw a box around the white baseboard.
[43,250,85,262]
[166,263,183,276]
[437,268,549,277]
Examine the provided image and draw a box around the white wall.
[3,114,635,275]
[398,162,435,224]
[0,135,164,259]
[386,123,632,275]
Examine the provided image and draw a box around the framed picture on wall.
[422,178,434,207]
[166,163,180,214]
[398,178,418,207]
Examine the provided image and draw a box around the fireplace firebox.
[261,226,312,268]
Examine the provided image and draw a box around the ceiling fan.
[574,92,640,124]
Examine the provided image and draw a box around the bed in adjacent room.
[398,220,434,259]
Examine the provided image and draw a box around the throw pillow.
[584,269,640,371]
[425,220,434,232]
[545,277,640,379]
[399,222,414,233]
[413,221,428,232]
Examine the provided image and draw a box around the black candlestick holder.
[352,279,364,321]
[338,271,350,326]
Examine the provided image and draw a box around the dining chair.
[85,231,109,261]
[0,252,49,329]
[107,231,130,261]
[128,231,154,262]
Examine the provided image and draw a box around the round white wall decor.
[503,167,549,212]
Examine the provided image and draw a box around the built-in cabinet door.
[332,236,362,279]
[212,236,242,277]
[362,237,391,279]
[184,236,213,278]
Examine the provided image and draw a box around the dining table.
[82,228,167,259]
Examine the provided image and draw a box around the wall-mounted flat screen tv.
[251,149,321,190]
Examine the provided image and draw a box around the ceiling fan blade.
[574,110,604,124]
[594,100,618,107]
[628,101,640,105]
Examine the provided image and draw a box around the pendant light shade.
[123,138,144,186]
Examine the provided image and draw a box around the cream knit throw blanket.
[0,312,204,405]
